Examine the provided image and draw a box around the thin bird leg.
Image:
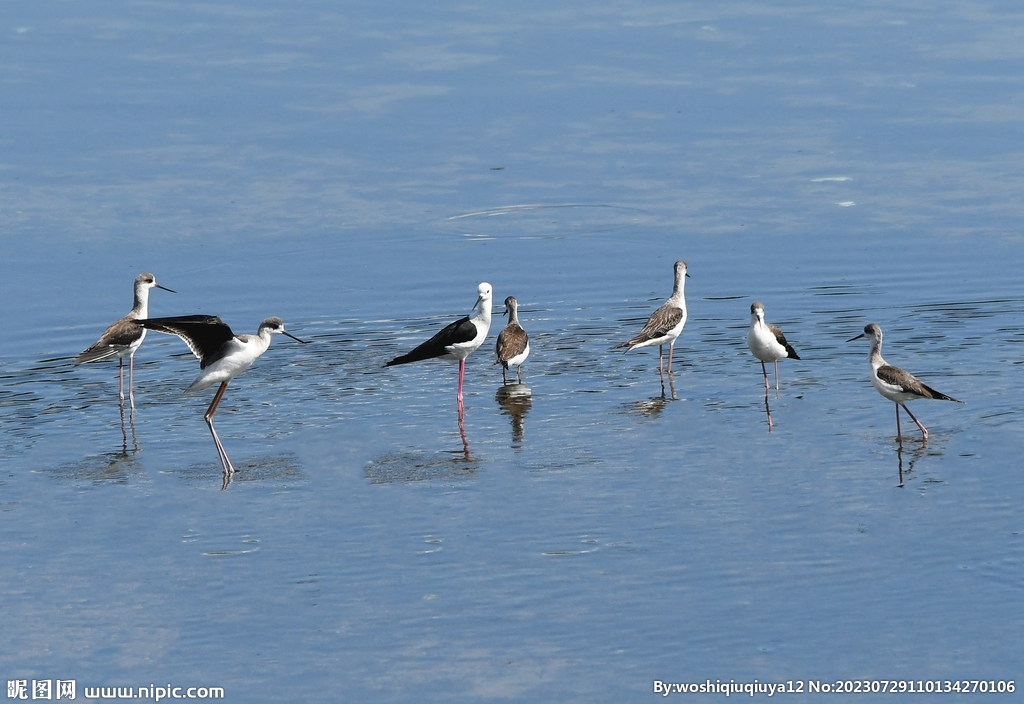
[118,358,125,405]
[764,390,773,432]
[210,426,233,475]
[501,365,507,386]
[900,403,929,440]
[204,382,235,474]
[760,361,769,392]
[457,358,466,418]
[128,352,137,410]
[667,342,675,373]
[206,394,233,473]
[894,403,902,441]
[658,345,664,375]
[209,416,234,474]
[459,411,471,461]
[773,360,780,396]
[516,365,522,384]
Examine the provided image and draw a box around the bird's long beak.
[283,331,310,344]
[846,332,865,342]
[157,284,176,293]
[685,272,691,278]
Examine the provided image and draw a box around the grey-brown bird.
[847,322,962,440]
[495,296,529,385]
[75,272,175,409]
[617,260,688,373]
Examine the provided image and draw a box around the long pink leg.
[118,358,125,405]
[900,403,928,439]
[760,361,769,392]
[773,360,780,397]
[459,410,471,460]
[894,403,902,441]
[204,382,235,474]
[667,342,675,373]
[658,345,664,374]
[457,358,466,419]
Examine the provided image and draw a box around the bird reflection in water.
[895,438,929,488]
[763,388,773,432]
[628,369,676,418]
[495,383,532,447]
[118,403,139,454]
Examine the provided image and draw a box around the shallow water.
[2,2,1023,702]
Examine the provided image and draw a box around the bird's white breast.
[187,336,268,391]
[747,321,784,362]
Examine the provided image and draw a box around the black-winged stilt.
[386,282,492,417]
[140,315,308,476]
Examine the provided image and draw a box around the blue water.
[2,2,1023,702]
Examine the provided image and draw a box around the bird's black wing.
[386,316,477,366]
[140,315,235,367]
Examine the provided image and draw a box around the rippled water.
[2,2,1024,702]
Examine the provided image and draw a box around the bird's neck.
[131,286,150,318]
[669,274,686,304]
[471,298,492,326]
[257,328,276,348]
[869,342,885,368]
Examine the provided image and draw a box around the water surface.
[2,1,1023,702]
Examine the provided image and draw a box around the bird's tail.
[921,383,963,403]
[385,348,435,366]
[73,346,120,365]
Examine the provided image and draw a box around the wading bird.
[747,301,800,393]
[386,283,492,417]
[495,296,529,385]
[847,322,962,440]
[75,272,175,409]
[618,260,688,374]
[140,315,308,476]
